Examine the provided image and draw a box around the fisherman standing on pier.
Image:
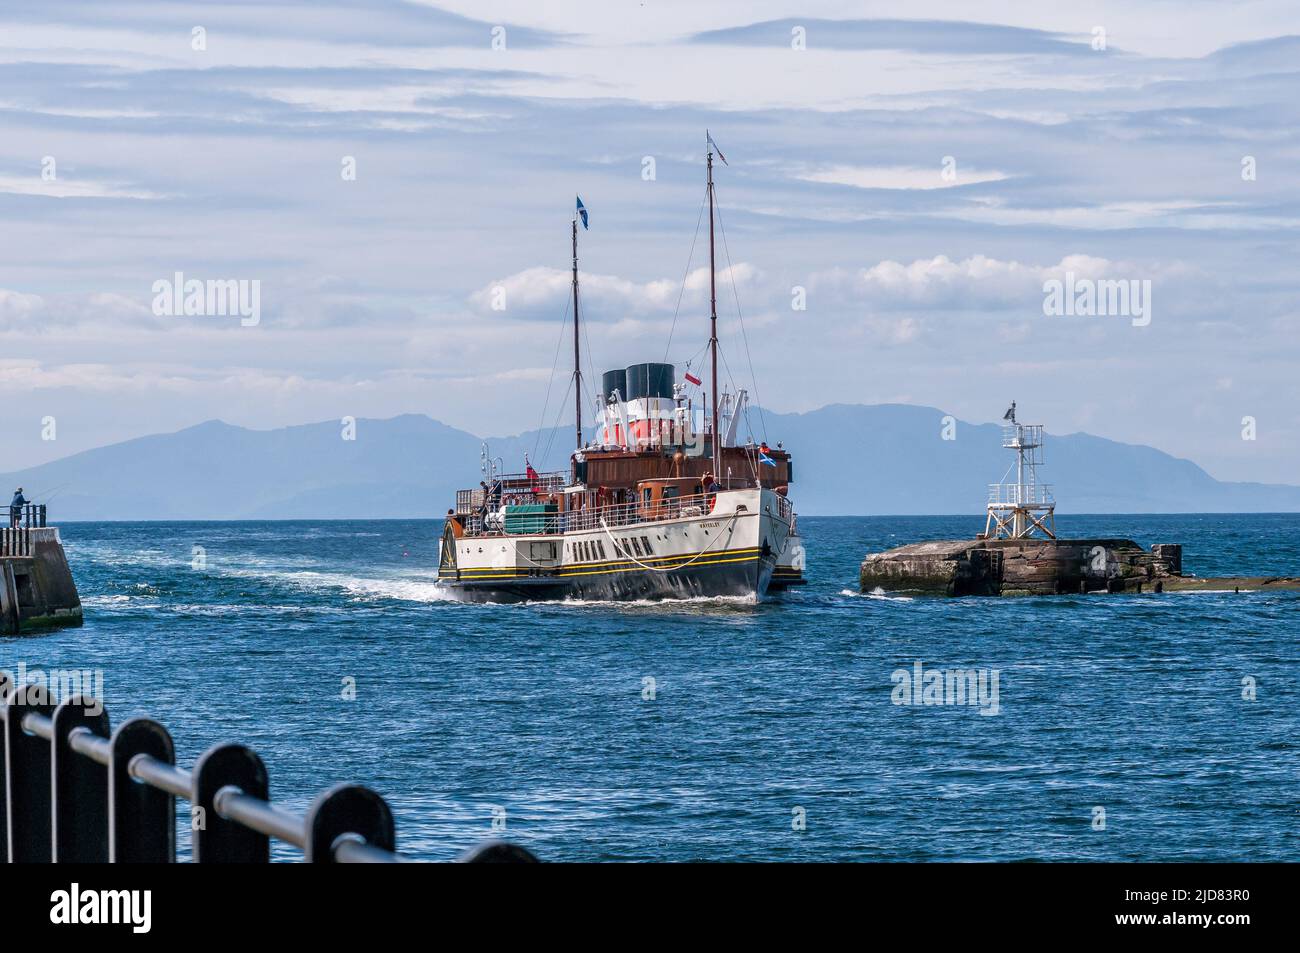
[9,487,27,527]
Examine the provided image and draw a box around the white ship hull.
[438,487,792,603]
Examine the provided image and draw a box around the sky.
[2,1,1298,483]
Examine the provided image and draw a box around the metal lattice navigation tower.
[984,401,1056,540]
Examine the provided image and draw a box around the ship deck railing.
[454,471,567,514]
[458,487,791,538]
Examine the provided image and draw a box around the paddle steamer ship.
[437,139,804,602]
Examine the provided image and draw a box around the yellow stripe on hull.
[441,548,762,581]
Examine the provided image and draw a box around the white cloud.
[813,254,1184,312]
[0,289,43,321]
[0,287,158,331]
[797,164,1010,190]
[950,198,1247,230]
[469,263,760,318]
[0,175,164,200]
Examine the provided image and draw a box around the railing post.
[51,696,111,862]
[304,784,394,863]
[2,683,56,862]
[457,840,541,863]
[109,718,175,863]
[0,674,7,862]
[192,743,269,862]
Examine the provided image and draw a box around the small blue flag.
[576,196,588,229]
[759,451,777,467]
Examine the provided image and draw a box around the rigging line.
[675,339,709,374]
[662,190,709,363]
[717,351,759,482]
[540,374,575,468]
[717,343,748,420]
[532,293,573,462]
[581,294,600,427]
[712,187,768,444]
[715,344,760,481]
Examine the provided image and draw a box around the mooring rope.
[597,509,742,573]
[459,507,746,574]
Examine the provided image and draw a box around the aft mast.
[706,133,722,471]
[571,211,583,450]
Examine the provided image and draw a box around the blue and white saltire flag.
[759,451,777,467]
[576,195,589,229]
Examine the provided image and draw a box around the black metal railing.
[0,682,538,863]
[6,504,46,530]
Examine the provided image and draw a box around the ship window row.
[616,536,655,558]
[572,539,608,563]
[569,536,658,563]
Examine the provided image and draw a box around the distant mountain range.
[5,404,1300,520]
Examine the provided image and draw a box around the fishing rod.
[30,482,72,505]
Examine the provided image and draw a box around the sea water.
[5,514,1296,861]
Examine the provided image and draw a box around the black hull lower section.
[440,555,774,604]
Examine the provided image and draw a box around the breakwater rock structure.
[860,537,1300,596]
[860,537,1179,595]
[0,504,82,635]
[860,403,1300,596]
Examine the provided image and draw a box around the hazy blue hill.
[7,414,484,520]
[758,403,1300,514]
[5,404,1300,519]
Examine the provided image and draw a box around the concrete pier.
[0,508,82,634]
[860,537,1300,596]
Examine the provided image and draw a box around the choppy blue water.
[5,514,1297,861]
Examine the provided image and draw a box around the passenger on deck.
[702,472,718,511]
[9,487,27,528]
